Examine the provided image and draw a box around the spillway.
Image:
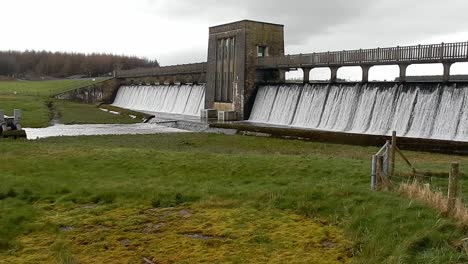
[112,84,205,116]
[249,83,468,142]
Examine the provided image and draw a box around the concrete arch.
[406,63,444,81]
[144,77,153,85]
[184,74,194,84]
[336,66,362,82]
[168,76,176,85]
[310,68,331,82]
[451,62,468,77]
[285,68,303,82]
[198,73,207,84]
[368,65,399,82]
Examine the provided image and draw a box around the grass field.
[0,79,138,127]
[1,134,467,263]
[0,79,110,97]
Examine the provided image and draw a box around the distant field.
[0,78,110,96]
[0,79,138,127]
[0,134,467,263]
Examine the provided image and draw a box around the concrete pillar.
[0,110,6,131]
[330,66,341,83]
[14,109,21,130]
[179,75,187,85]
[302,67,312,83]
[361,65,372,83]
[398,64,409,83]
[443,62,453,82]
[279,69,287,83]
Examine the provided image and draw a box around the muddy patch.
[183,233,227,241]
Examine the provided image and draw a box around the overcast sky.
[2,0,468,80]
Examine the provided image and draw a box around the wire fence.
[371,131,467,223]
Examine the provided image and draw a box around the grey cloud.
[146,0,468,64]
[148,0,377,44]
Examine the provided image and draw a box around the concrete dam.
[112,84,205,116]
[249,83,468,142]
[58,20,468,149]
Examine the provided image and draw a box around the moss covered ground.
[1,134,467,263]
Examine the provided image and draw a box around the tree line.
[0,50,159,78]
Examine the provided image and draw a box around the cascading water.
[249,83,468,142]
[112,84,205,116]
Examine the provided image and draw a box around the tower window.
[257,46,268,57]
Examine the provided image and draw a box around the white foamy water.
[25,124,189,140]
[249,83,468,142]
[112,84,205,116]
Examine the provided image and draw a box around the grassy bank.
[0,79,138,127]
[0,134,467,263]
[0,79,109,96]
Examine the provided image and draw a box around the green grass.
[0,79,138,127]
[0,134,467,263]
[0,78,110,97]
[53,100,142,125]
[0,95,50,127]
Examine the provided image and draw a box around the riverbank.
[0,79,139,127]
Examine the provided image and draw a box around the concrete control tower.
[205,20,285,119]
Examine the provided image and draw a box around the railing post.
[440,42,445,60]
[447,162,459,214]
[466,41,468,59]
[417,44,421,60]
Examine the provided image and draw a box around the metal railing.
[258,41,468,68]
[115,62,208,78]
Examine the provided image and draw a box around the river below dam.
[25,123,189,140]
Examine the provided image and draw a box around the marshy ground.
[1,133,467,263]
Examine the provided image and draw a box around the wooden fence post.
[371,155,377,191]
[376,155,384,190]
[447,162,460,214]
[385,140,391,176]
[390,131,397,178]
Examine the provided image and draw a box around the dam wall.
[55,78,122,104]
[53,20,468,146]
[112,84,205,116]
[249,82,468,142]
